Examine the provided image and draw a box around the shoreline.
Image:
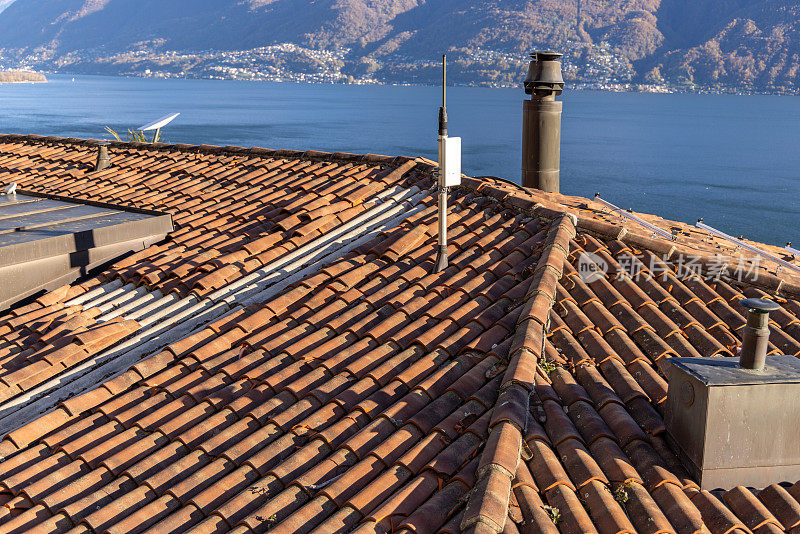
[43,71,795,97]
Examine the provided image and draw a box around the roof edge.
[458,176,800,301]
[3,132,795,299]
[0,132,419,170]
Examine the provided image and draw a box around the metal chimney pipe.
[95,142,111,172]
[739,298,780,370]
[522,51,565,193]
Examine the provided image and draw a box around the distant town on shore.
[0,1,799,96]
[0,70,45,84]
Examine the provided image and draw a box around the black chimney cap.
[532,51,563,61]
[524,50,565,96]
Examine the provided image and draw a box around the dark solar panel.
[0,190,173,310]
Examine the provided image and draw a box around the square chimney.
[665,355,800,490]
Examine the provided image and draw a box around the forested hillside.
[0,0,797,91]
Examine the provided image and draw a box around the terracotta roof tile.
[2,135,800,533]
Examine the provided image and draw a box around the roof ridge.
[461,213,576,533]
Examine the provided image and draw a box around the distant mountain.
[0,0,798,91]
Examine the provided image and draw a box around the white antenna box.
[439,136,462,187]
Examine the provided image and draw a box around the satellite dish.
[135,113,180,143]
[138,113,180,132]
[3,183,17,195]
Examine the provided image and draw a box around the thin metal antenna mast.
[440,55,447,135]
[434,54,449,273]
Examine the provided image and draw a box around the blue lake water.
[1,74,798,246]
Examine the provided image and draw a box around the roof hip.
[461,213,576,533]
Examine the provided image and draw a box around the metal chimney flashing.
[665,354,800,490]
[669,355,800,386]
[0,189,173,311]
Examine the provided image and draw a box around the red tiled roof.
[0,136,426,410]
[0,134,799,534]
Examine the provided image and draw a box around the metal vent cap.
[524,50,564,96]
